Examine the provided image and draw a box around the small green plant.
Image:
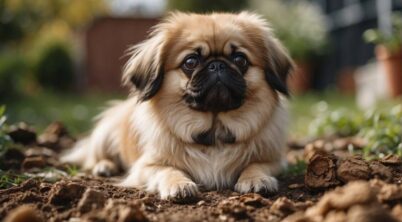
[359,106,402,158]
[309,104,402,159]
[0,170,30,189]
[363,12,402,52]
[66,165,79,177]
[308,108,362,137]
[0,106,12,157]
[282,159,307,177]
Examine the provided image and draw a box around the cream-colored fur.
[62,95,288,198]
[62,11,293,200]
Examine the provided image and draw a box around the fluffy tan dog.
[62,12,294,200]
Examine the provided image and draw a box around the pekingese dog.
[62,12,294,200]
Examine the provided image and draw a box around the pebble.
[48,182,86,206]
[77,189,107,213]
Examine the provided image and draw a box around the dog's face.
[180,45,247,113]
[123,12,294,145]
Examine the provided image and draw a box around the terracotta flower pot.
[375,45,402,97]
[288,61,312,95]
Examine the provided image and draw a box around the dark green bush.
[0,52,26,99]
[168,0,247,13]
[0,106,12,156]
[34,42,74,91]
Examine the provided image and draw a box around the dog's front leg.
[234,161,285,194]
[121,162,199,201]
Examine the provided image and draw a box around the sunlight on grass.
[3,89,401,140]
[0,170,30,189]
[4,91,124,135]
[289,91,358,139]
[289,91,401,140]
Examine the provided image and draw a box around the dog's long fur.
[62,12,294,200]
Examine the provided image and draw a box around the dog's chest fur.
[191,118,236,146]
[181,143,253,190]
[125,100,286,190]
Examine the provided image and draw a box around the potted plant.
[249,0,328,94]
[363,13,402,98]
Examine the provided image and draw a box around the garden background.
[1,0,401,155]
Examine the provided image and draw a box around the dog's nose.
[208,61,226,72]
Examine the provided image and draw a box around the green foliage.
[66,165,79,176]
[309,104,402,158]
[359,106,402,158]
[0,106,12,157]
[250,0,328,60]
[0,170,30,189]
[282,159,307,177]
[0,0,109,97]
[1,0,108,34]
[168,0,247,13]
[0,52,26,99]
[0,0,32,45]
[290,92,359,139]
[4,91,123,134]
[363,12,402,52]
[34,41,74,91]
[309,108,362,137]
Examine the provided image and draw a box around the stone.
[77,189,107,213]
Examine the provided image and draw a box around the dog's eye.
[233,54,248,68]
[183,56,199,70]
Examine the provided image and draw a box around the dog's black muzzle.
[184,60,246,113]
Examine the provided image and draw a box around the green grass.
[3,91,124,135]
[2,89,401,142]
[281,159,307,177]
[293,91,402,158]
[289,91,401,139]
[289,91,358,139]
[0,170,30,189]
[4,89,358,137]
[65,165,79,176]
[0,106,12,156]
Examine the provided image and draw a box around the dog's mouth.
[183,60,246,113]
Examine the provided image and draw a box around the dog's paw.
[92,160,118,177]
[234,176,278,194]
[159,181,199,202]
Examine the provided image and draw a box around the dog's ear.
[238,12,294,96]
[263,37,294,97]
[122,28,167,101]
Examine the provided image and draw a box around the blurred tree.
[0,52,26,99]
[34,41,74,91]
[1,0,108,33]
[168,0,247,13]
[0,0,108,94]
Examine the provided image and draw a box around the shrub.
[249,0,328,60]
[0,52,26,99]
[363,12,402,52]
[34,41,74,91]
[309,104,402,158]
[0,106,12,156]
[168,0,247,13]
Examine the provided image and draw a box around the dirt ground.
[1,122,402,222]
